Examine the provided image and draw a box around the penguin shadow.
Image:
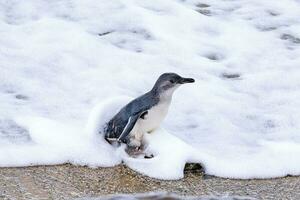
[184,163,207,177]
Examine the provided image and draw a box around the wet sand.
[0,164,299,200]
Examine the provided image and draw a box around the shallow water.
[77,193,254,200]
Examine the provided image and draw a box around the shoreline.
[1,164,300,200]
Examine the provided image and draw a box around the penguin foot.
[125,144,155,159]
[125,146,143,156]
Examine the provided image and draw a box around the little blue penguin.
[103,72,195,148]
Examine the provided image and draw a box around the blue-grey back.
[104,90,159,139]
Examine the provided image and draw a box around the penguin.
[103,72,195,148]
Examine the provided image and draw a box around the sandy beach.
[1,164,299,200]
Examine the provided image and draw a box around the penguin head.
[153,73,195,96]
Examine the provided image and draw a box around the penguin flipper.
[117,111,148,143]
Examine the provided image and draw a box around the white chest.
[139,101,170,132]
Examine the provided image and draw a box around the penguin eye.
[170,79,175,84]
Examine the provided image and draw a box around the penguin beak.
[179,77,195,84]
